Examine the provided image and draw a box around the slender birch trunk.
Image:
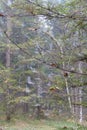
[46,33,72,113]
[78,61,83,123]
[65,78,72,110]
[60,46,72,112]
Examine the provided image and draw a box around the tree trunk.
[78,61,83,123]
[65,78,72,110]
[60,46,72,112]
[5,15,12,121]
[6,15,12,67]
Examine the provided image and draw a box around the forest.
[0,0,87,130]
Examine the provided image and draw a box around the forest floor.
[0,115,87,130]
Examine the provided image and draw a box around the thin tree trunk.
[78,62,83,123]
[60,46,72,112]
[5,15,12,121]
[46,33,72,113]
[79,87,82,122]
[65,78,72,110]
[6,16,11,68]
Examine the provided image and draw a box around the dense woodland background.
[0,0,87,126]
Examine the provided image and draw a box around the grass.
[0,119,55,130]
[0,115,87,130]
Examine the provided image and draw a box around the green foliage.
[0,0,87,122]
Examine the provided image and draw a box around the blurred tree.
[0,0,87,122]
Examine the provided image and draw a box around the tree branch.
[3,30,87,76]
[27,0,87,21]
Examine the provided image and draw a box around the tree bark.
[5,15,12,121]
[78,61,83,123]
